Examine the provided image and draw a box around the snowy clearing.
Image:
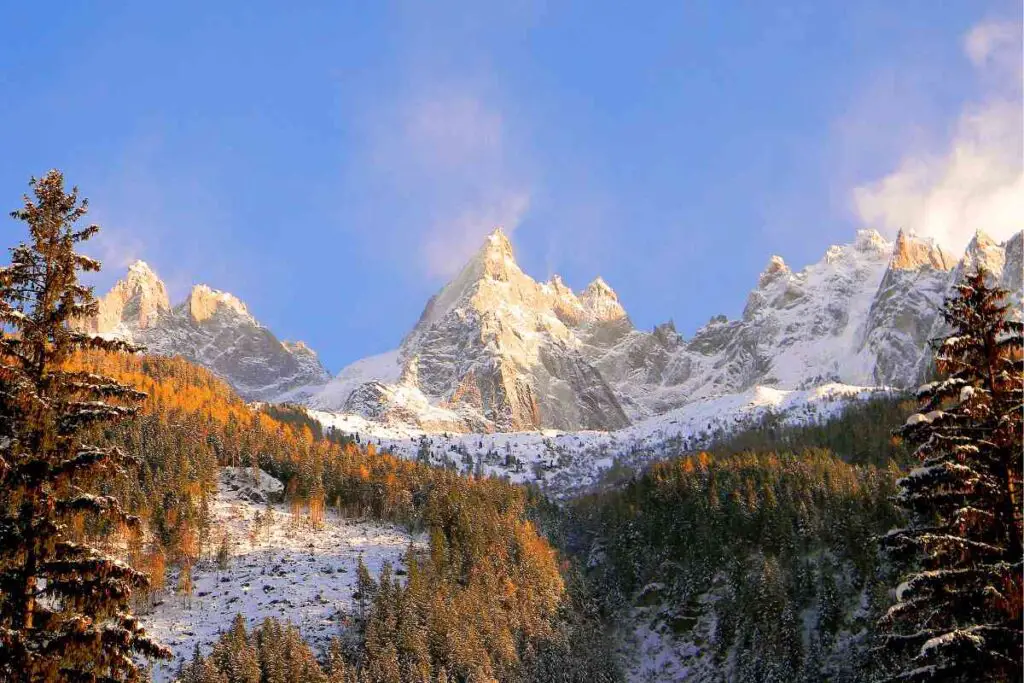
[141,468,415,681]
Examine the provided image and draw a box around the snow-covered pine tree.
[879,268,1023,681]
[0,171,170,681]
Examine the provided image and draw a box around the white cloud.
[361,85,532,279]
[853,19,1022,253]
[965,19,1019,68]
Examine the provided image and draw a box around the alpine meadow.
[0,3,1021,682]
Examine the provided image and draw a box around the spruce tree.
[0,171,170,681]
[210,614,259,683]
[879,268,1023,681]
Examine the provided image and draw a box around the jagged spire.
[757,255,790,288]
[188,284,253,323]
[581,276,626,322]
[890,229,954,271]
[477,226,516,268]
[79,259,171,334]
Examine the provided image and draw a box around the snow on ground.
[310,383,889,498]
[142,468,415,681]
[305,350,401,410]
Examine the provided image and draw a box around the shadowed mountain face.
[76,262,330,402]
[83,227,1022,432]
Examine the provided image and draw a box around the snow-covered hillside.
[312,383,886,498]
[142,468,415,681]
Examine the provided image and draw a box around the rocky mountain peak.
[83,259,170,335]
[853,229,890,254]
[548,273,571,293]
[580,277,627,322]
[477,227,518,281]
[961,230,1007,277]
[188,284,253,324]
[890,230,954,271]
[126,259,160,282]
[757,255,790,288]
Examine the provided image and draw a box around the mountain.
[312,229,630,431]
[912,229,1023,379]
[850,230,955,387]
[84,228,1019,432]
[587,229,896,417]
[78,262,331,402]
[309,227,1022,433]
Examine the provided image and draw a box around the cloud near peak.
[363,84,532,279]
[853,19,1023,253]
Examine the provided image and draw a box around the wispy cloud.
[359,83,533,278]
[81,130,240,301]
[853,19,1023,252]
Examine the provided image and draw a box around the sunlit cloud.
[358,82,533,279]
[853,19,1023,252]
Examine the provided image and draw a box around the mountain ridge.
[76,262,331,402]
[81,226,1022,432]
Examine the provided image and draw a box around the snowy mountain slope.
[86,227,1019,436]
[913,230,1023,379]
[311,382,884,498]
[78,262,331,402]
[142,468,414,682]
[591,230,896,419]
[854,230,955,387]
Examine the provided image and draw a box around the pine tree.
[0,171,171,680]
[325,637,355,683]
[879,268,1023,681]
[210,614,259,683]
[354,555,376,621]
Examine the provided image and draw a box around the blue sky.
[1,1,1020,371]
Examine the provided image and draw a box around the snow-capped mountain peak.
[756,255,790,288]
[479,226,517,274]
[580,276,628,323]
[78,263,330,402]
[313,227,631,431]
[86,259,171,335]
[98,225,1021,436]
[187,283,254,324]
[889,229,954,271]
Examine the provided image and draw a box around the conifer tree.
[0,171,171,680]
[880,268,1023,681]
[210,614,259,683]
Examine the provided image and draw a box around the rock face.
[79,263,330,402]
[856,231,955,386]
[350,229,631,431]
[583,230,897,417]
[311,227,1023,432]
[78,261,171,337]
[912,230,1023,379]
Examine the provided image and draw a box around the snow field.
[142,468,416,681]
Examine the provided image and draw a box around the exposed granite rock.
[77,262,330,402]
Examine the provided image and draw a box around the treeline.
[706,393,915,467]
[71,350,615,681]
[567,400,912,681]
